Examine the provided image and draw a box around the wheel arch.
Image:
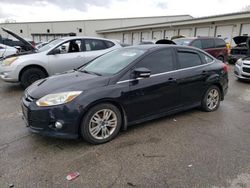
[18,64,49,81]
[78,99,128,136]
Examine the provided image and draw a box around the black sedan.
[21,45,229,144]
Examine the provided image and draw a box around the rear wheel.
[20,68,46,89]
[201,86,221,112]
[80,103,122,144]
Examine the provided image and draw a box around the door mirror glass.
[134,67,151,78]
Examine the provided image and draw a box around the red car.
[173,37,228,62]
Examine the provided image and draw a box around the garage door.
[123,33,131,44]
[179,28,192,37]
[241,23,250,36]
[141,32,151,41]
[132,32,140,45]
[215,25,234,44]
[164,30,175,39]
[195,27,210,37]
[152,31,162,41]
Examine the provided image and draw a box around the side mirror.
[50,48,61,55]
[134,67,151,78]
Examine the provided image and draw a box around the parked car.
[0,36,122,88]
[21,45,229,144]
[234,56,250,80]
[138,39,176,45]
[173,37,228,62]
[228,36,250,64]
[0,27,36,53]
[0,44,18,58]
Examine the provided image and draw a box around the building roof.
[96,11,250,34]
[0,14,192,25]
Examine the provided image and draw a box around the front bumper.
[234,63,250,80]
[21,95,82,139]
[0,65,19,82]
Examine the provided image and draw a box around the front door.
[48,39,85,74]
[123,48,180,122]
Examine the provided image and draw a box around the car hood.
[2,27,36,51]
[233,36,250,45]
[26,71,110,99]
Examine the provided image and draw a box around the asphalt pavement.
[0,65,250,188]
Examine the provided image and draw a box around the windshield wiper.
[79,70,102,76]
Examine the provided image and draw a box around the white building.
[0,11,250,45]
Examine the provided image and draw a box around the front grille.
[243,67,250,73]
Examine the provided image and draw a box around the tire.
[20,68,46,89]
[80,103,122,144]
[201,85,221,112]
[217,56,224,62]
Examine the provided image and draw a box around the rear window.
[173,38,193,46]
[84,39,107,51]
[178,51,202,68]
[215,39,226,48]
[201,39,214,49]
[104,40,115,48]
[191,40,202,49]
[200,52,214,63]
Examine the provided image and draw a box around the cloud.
[0,0,126,11]
[155,2,168,9]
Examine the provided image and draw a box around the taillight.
[223,63,229,73]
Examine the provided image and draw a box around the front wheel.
[20,68,46,89]
[80,103,122,144]
[201,86,221,112]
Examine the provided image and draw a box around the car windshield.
[38,39,64,52]
[173,38,193,46]
[80,48,146,76]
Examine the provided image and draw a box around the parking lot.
[0,64,249,187]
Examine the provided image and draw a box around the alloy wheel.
[89,109,118,140]
[206,89,220,110]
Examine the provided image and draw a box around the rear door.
[82,39,116,63]
[175,48,209,106]
[200,39,217,57]
[124,48,180,122]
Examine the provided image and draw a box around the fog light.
[55,121,63,129]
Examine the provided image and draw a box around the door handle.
[168,77,177,83]
[202,70,208,75]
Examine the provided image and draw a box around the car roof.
[174,37,223,40]
[60,36,117,42]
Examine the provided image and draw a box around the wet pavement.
[0,65,250,188]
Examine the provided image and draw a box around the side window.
[84,39,107,51]
[104,41,115,48]
[55,39,81,54]
[192,40,202,49]
[178,51,202,69]
[201,39,215,49]
[200,52,214,63]
[135,49,175,74]
[215,39,226,48]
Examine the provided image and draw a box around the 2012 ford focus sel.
[21,45,229,144]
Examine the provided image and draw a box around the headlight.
[36,91,82,107]
[2,57,18,66]
[236,59,242,66]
